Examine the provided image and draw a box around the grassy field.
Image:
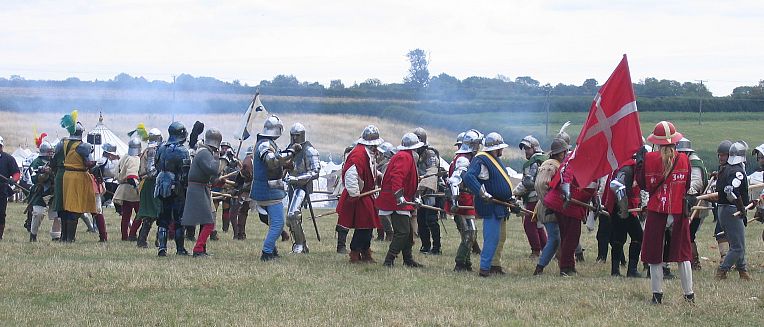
[0,202,762,326]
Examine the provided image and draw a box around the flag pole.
[235,92,259,158]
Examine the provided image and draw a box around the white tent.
[87,113,128,161]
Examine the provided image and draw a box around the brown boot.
[714,268,728,280]
[490,266,506,275]
[533,265,544,276]
[738,270,752,281]
[361,248,377,263]
[348,250,362,264]
[691,242,702,271]
[281,230,290,242]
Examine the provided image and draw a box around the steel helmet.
[398,133,425,151]
[483,132,508,152]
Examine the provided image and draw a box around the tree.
[404,49,429,89]
[359,78,382,89]
[515,76,539,87]
[329,79,345,90]
[581,78,598,94]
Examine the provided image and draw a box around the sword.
[305,194,321,242]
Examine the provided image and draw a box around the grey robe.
[182,145,220,226]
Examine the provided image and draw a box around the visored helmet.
[167,121,188,144]
[128,137,142,156]
[290,123,306,144]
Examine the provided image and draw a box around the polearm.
[565,198,610,218]
[308,188,382,219]
[690,176,717,220]
[305,194,321,242]
[0,174,30,194]
[234,92,259,158]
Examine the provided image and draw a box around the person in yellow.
[51,111,97,243]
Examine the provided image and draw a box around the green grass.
[1,202,763,326]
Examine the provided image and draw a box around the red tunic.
[444,153,476,216]
[638,151,692,263]
[641,152,689,214]
[376,150,418,211]
[543,155,596,220]
[337,144,380,229]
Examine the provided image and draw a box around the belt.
[718,204,736,207]
[188,181,211,187]
[64,168,87,172]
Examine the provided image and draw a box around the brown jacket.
[534,158,560,224]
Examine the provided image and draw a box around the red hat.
[647,121,683,145]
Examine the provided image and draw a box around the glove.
[509,203,521,214]
[413,197,423,206]
[634,146,647,163]
[450,199,459,213]
[480,189,493,201]
[285,175,299,185]
[287,143,303,154]
[396,195,407,206]
[560,182,571,202]
[192,121,205,135]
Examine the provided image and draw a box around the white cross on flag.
[565,55,643,187]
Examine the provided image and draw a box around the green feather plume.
[128,122,149,141]
[60,113,75,134]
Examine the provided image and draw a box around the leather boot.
[611,258,622,277]
[454,262,472,272]
[684,293,695,303]
[714,268,728,280]
[478,269,491,277]
[533,265,544,276]
[383,252,396,267]
[67,220,78,243]
[210,230,219,241]
[128,218,141,240]
[663,266,675,280]
[490,266,506,275]
[376,228,384,241]
[136,219,153,248]
[185,226,196,241]
[471,240,481,255]
[361,248,376,263]
[60,219,69,242]
[651,293,663,304]
[24,213,32,233]
[237,209,248,240]
[691,242,702,270]
[260,251,276,261]
[348,250,362,264]
[175,226,189,255]
[336,226,348,254]
[738,270,752,280]
[95,214,108,242]
[30,233,37,242]
[402,248,423,268]
[222,211,230,232]
[280,230,290,242]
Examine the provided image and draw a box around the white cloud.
[0,0,761,95]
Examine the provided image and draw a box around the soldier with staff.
[447,129,483,272]
[284,123,321,254]
[514,135,548,258]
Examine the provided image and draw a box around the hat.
[548,138,569,156]
[397,133,425,150]
[647,121,683,145]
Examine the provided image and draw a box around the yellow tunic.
[62,141,98,213]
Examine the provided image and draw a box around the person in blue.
[250,115,300,261]
[463,132,520,277]
[154,122,191,257]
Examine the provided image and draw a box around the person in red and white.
[337,125,384,264]
[635,121,694,304]
[379,133,426,268]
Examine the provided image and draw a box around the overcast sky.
[0,0,761,96]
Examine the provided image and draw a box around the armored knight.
[136,128,163,248]
[446,129,483,271]
[154,122,191,256]
[28,141,57,242]
[412,127,443,254]
[283,123,321,253]
[250,115,300,261]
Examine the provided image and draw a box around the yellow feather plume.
[71,110,79,123]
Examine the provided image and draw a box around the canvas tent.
[87,113,128,161]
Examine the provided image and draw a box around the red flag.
[564,55,643,187]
